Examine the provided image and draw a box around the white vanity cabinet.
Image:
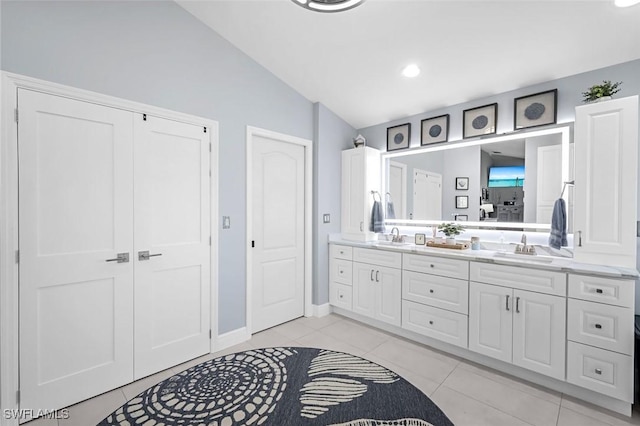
[469,263,567,380]
[401,254,470,348]
[341,147,381,241]
[352,248,402,326]
[566,274,635,402]
[573,95,638,268]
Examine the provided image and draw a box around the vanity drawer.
[567,341,633,402]
[330,283,353,310]
[353,247,402,269]
[402,270,468,314]
[331,244,353,261]
[567,299,633,355]
[402,300,468,348]
[403,253,469,280]
[568,274,634,308]
[470,262,566,296]
[331,259,352,285]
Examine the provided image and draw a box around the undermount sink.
[493,252,555,263]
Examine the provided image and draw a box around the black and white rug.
[99,347,453,426]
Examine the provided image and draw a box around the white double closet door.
[18,89,211,411]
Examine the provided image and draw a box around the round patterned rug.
[99,347,453,426]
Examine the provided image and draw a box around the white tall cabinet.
[574,95,638,268]
[341,147,381,241]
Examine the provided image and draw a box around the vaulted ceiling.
[177,0,640,129]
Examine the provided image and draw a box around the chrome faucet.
[391,227,402,243]
[516,233,536,255]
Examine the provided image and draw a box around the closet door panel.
[134,116,211,379]
[18,89,135,411]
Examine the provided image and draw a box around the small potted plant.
[582,80,622,103]
[438,222,465,245]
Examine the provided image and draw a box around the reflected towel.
[386,200,396,220]
[371,200,385,233]
[549,198,568,249]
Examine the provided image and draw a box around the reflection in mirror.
[382,125,572,230]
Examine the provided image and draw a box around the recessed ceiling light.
[402,64,421,78]
[614,0,640,6]
[292,0,366,13]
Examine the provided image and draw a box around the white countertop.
[328,235,639,279]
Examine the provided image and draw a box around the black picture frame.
[463,103,498,139]
[455,177,469,191]
[455,195,469,209]
[387,123,411,151]
[514,89,558,130]
[455,214,468,221]
[421,114,449,145]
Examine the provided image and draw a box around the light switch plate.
[223,216,231,229]
[323,214,331,224]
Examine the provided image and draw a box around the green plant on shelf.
[582,80,622,103]
[438,222,465,237]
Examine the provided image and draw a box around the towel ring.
[371,190,381,202]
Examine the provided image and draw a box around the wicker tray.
[426,241,470,250]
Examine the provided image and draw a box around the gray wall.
[313,103,355,305]
[358,59,640,313]
[1,0,315,333]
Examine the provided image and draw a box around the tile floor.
[25,314,640,426]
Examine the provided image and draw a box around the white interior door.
[134,116,211,379]
[413,169,442,220]
[251,134,305,333]
[388,161,407,219]
[18,89,135,410]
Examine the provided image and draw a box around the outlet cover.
[323,214,331,224]
[223,216,231,229]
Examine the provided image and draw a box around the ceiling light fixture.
[402,64,421,78]
[614,0,640,6]
[292,0,366,13]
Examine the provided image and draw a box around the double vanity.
[332,96,640,416]
[329,238,636,415]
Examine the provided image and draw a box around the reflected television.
[488,166,525,188]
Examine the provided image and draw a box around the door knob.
[138,250,163,261]
[106,253,129,263]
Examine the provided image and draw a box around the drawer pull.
[595,368,602,375]
[595,288,603,294]
[339,269,344,274]
[595,324,602,329]
[429,289,434,294]
[430,264,435,268]
[429,320,434,325]
[339,295,344,299]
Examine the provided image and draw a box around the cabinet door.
[352,262,377,319]
[574,96,638,268]
[512,290,566,380]
[469,282,513,363]
[376,266,402,326]
[341,148,366,236]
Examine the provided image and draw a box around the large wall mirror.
[381,125,573,230]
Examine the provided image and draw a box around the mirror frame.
[380,124,572,230]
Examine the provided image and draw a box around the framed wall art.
[421,114,449,145]
[455,195,469,209]
[455,177,469,190]
[455,214,468,221]
[387,123,411,151]
[463,103,497,139]
[514,89,558,130]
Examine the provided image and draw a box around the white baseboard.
[312,303,331,317]
[214,327,250,352]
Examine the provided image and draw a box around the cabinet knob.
[595,368,602,375]
[595,324,602,329]
[339,295,344,299]
[339,269,344,274]
[340,250,344,255]
[429,320,434,325]
[430,264,435,268]
[595,288,603,294]
[429,289,434,294]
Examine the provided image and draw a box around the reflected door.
[18,89,135,410]
[133,116,211,379]
[413,169,442,220]
[388,161,407,219]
